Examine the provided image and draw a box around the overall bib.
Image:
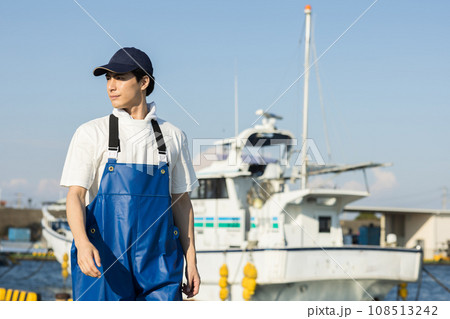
[71,115,184,301]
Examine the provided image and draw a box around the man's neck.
[125,101,148,120]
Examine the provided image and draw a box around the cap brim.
[93,63,138,76]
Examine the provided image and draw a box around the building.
[344,206,450,260]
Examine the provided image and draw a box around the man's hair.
[132,68,155,96]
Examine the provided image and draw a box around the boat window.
[245,133,293,151]
[218,143,230,161]
[242,133,293,166]
[318,216,331,233]
[190,178,228,199]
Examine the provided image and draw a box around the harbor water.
[0,260,449,301]
[0,260,72,301]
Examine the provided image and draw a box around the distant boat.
[41,198,72,269]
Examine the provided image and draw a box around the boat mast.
[301,4,312,189]
[234,61,239,137]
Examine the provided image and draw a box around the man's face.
[105,72,143,109]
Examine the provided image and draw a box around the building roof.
[344,205,450,216]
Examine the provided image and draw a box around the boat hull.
[41,219,73,270]
[40,209,423,301]
[194,246,422,301]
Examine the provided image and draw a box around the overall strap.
[151,119,168,164]
[108,114,120,159]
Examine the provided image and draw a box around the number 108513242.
[368,305,438,316]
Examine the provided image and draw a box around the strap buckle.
[108,147,119,159]
[158,151,167,163]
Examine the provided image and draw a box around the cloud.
[308,176,335,188]
[341,180,366,191]
[338,168,397,193]
[0,178,31,195]
[37,179,61,197]
[0,177,63,206]
[0,178,32,207]
[6,178,29,188]
[371,168,397,193]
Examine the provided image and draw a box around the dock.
[0,240,48,254]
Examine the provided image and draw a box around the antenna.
[301,5,312,190]
[443,187,448,210]
[15,192,23,209]
[234,59,239,136]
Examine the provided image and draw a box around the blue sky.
[1,0,449,209]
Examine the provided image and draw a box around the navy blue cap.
[93,47,153,76]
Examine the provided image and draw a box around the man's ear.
[140,75,150,92]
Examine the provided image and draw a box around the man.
[61,47,200,301]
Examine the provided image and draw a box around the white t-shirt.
[60,102,199,204]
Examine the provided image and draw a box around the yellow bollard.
[243,288,252,301]
[25,292,38,301]
[56,253,72,301]
[11,290,19,301]
[0,288,39,301]
[219,264,228,277]
[219,277,228,288]
[18,291,27,301]
[219,264,229,301]
[247,267,257,279]
[398,282,408,300]
[62,253,69,280]
[246,278,256,294]
[242,262,257,300]
[5,289,13,301]
[241,277,249,288]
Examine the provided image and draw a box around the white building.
[345,206,450,260]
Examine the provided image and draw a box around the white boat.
[41,198,73,268]
[42,5,422,301]
[191,111,421,301]
[190,4,421,301]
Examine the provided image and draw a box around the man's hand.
[77,241,102,278]
[67,186,102,278]
[172,192,200,298]
[76,240,102,278]
[183,262,200,298]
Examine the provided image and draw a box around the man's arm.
[66,186,101,278]
[171,192,200,298]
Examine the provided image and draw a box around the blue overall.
[71,115,184,301]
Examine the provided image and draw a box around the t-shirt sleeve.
[60,125,97,189]
[170,131,199,194]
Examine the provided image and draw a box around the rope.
[0,256,50,281]
[0,241,35,279]
[422,267,450,294]
[311,23,332,163]
[415,266,423,300]
[15,259,47,281]
[0,242,51,280]
[0,261,18,279]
